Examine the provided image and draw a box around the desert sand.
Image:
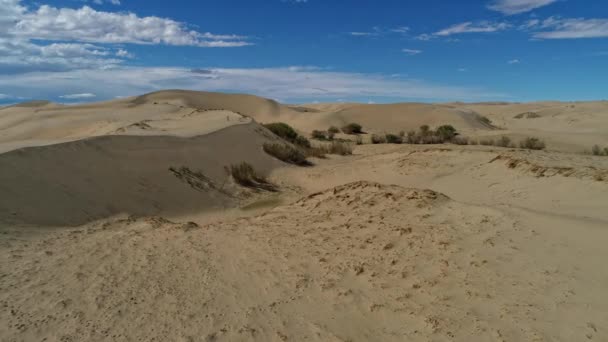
[1,90,607,341]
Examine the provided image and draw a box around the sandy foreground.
[1,91,607,341]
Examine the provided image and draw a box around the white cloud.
[116,49,134,58]
[0,66,508,103]
[11,5,250,47]
[91,0,121,5]
[402,48,422,56]
[435,21,510,36]
[508,59,520,64]
[59,93,96,99]
[488,0,558,15]
[531,17,608,39]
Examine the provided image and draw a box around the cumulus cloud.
[0,66,508,103]
[11,5,250,47]
[488,0,558,15]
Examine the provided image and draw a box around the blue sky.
[0,0,607,104]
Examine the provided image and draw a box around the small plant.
[328,126,340,134]
[519,137,546,150]
[342,123,363,134]
[495,136,512,148]
[263,122,298,142]
[328,141,353,155]
[452,136,470,145]
[478,115,493,125]
[294,135,311,148]
[514,112,541,119]
[263,143,311,166]
[436,125,457,141]
[371,134,386,144]
[355,135,363,145]
[419,125,430,135]
[605,148,608,156]
[385,134,403,144]
[592,145,602,156]
[312,130,327,140]
[230,162,277,191]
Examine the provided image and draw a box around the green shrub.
[263,143,311,166]
[294,135,311,148]
[419,125,430,135]
[385,134,403,144]
[478,115,493,125]
[263,122,298,142]
[230,162,277,191]
[342,123,363,134]
[436,125,457,141]
[520,137,546,150]
[328,126,340,134]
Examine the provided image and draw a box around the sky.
[0,0,607,105]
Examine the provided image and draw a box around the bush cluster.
[230,162,277,191]
[342,123,363,135]
[263,143,311,166]
[591,145,608,156]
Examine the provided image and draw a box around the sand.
[1,90,607,341]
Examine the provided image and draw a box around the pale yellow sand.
[1,90,607,341]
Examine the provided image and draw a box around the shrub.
[263,143,311,166]
[230,162,277,191]
[592,145,602,156]
[328,141,353,155]
[385,134,403,144]
[495,136,512,148]
[371,134,386,144]
[419,125,430,135]
[294,135,311,148]
[514,112,541,119]
[312,130,327,140]
[519,137,546,150]
[436,125,457,141]
[605,148,608,156]
[328,126,340,134]
[263,122,298,142]
[479,138,495,146]
[342,123,363,134]
[478,115,493,125]
[307,141,353,157]
[452,136,470,145]
[406,131,417,144]
[355,135,363,145]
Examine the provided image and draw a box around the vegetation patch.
[342,123,363,134]
[263,143,311,166]
[229,162,277,191]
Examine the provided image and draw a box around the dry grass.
[263,143,311,166]
[229,162,277,191]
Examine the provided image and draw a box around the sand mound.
[4,179,604,341]
[0,123,283,226]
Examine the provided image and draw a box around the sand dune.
[1,90,607,341]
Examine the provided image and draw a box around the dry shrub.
[342,123,363,134]
[308,141,353,156]
[495,136,512,147]
[519,137,546,150]
[230,162,277,191]
[452,136,470,145]
[328,126,340,134]
[385,134,403,144]
[263,122,298,142]
[263,143,311,166]
[371,134,387,144]
[592,145,602,156]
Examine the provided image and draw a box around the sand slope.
[0,123,284,226]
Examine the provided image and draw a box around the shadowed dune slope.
[0,123,283,226]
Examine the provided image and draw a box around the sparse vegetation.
[294,135,311,148]
[514,112,541,119]
[385,134,403,144]
[311,130,334,141]
[342,123,363,134]
[519,137,546,150]
[263,122,298,142]
[477,115,493,125]
[436,125,457,141]
[591,145,608,156]
[371,134,387,144]
[328,126,340,134]
[229,162,277,191]
[263,143,311,166]
[495,136,512,148]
